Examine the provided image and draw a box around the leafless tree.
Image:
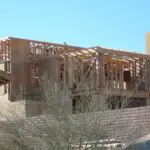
[0,55,147,150]
[0,76,144,150]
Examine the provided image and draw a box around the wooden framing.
[0,37,150,103]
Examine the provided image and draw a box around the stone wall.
[1,106,150,149]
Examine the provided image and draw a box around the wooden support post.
[67,57,74,113]
[91,53,96,90]
[139,58,142,79]
[147,60,150,91]
[68,57,73,89]
[145,60,148,91]
[64,56,67,87]
[115,56,118,89]
[80,56,84,86]
[99,53,105,89]
[96,52,100,89]
[129,61,133,87]
[133,60,137,90]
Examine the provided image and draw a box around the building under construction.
[0,34,150,117]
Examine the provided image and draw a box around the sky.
[0,0,149,53]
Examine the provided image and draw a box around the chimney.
[146,32,150,54]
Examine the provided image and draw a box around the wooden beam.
[95,47,150,60]
[9,37,83,50]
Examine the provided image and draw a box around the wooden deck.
[101,88,150,98]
